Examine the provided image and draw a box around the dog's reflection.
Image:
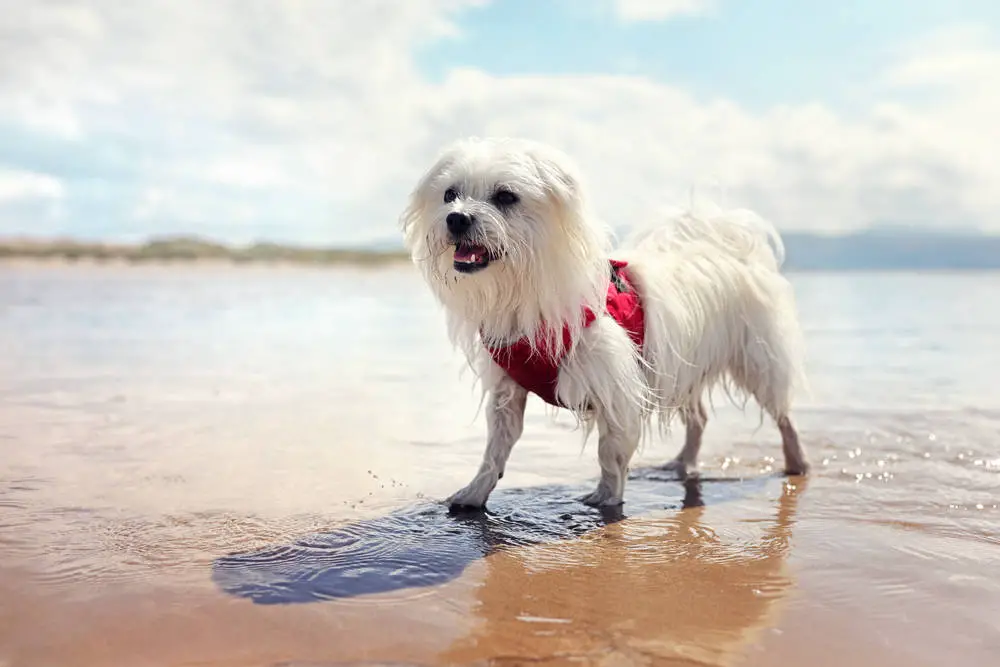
[212,474,759,605]
[440,477,807,666]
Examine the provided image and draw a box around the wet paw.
[579,486,623,507]
[783,461,811,476]
[446,478,495,509]
[446,491,487,509]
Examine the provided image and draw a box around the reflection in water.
[441,478,806,666]
[272,663,430,667]
[212,471,772,605]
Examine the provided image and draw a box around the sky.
[1,0,999,246]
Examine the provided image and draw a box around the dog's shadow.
[211,468,773,605]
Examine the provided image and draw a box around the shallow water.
[1,263,998,666]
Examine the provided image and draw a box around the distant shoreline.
[3,231,1000,271]
[0,237,411,267]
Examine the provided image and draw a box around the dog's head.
[400,137,611,346]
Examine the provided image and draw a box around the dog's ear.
[530,146,583,217]
[532,148,580,200]
[528,146,586,221]
[400,153,454,236]
[525,143,611,263]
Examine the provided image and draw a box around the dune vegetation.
[0,236,411,267]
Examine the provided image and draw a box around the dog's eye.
[443,188,458,203]
[492,189,519,208]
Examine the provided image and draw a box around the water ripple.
[212,471,773,605]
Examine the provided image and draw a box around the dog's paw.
[446,480,493,509]
[579,486,623,507]
[783,460,811,476]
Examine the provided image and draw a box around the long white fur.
[400,136,809,508]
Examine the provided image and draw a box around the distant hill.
[781,229,1000,271]
[1,229,998,271]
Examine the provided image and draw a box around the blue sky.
[1,0,999,245]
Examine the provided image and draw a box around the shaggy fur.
[400,137,809,508]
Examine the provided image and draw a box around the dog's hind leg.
[747,369,809,475]
[659,399,707,479]
[447,371,528,509]
[737,317,810,476]
[775,414,808,476]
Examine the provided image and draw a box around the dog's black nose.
[446,212,472,236]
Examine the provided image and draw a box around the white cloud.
[415,30,1000,235]
[0,1,998,243]
[0,168,63,202]
[0,167,64,233]
[613,0,714,23]
[0,0,487,242]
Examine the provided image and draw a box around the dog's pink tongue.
[454,245,484,262]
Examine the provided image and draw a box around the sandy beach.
[1,263,998,666]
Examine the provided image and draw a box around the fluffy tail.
[619,202,786,272]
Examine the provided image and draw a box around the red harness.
[485,260,646,407]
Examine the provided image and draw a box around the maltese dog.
[400,137,809,508]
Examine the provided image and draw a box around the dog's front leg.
[580,408,641,507]
[561,318,646,507]
[447,370,527,509]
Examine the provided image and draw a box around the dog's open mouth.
[453,242,496,273]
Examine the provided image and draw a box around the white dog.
[400,137,809,508]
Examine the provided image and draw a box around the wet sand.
[1,264,999,666]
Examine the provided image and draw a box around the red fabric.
[486,260,646,407]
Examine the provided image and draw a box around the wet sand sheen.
[2,264,1000,666]
[3,474,996,667]
[0,480,812,666]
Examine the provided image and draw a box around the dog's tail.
[619,201,786,272]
